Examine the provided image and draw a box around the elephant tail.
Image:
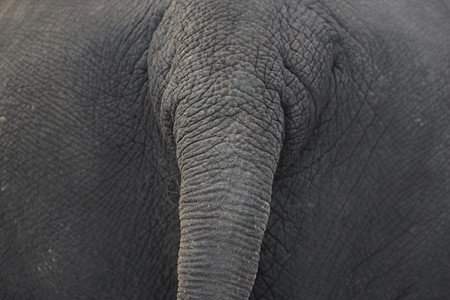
[149,1,331,298]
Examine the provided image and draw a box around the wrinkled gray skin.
[1,0,449,299]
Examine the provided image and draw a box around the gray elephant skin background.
[1,0,449,299]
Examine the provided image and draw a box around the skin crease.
[0,0,449,299]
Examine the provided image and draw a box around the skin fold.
[0,0,449,299]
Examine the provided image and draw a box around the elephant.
[1,0,449,299]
